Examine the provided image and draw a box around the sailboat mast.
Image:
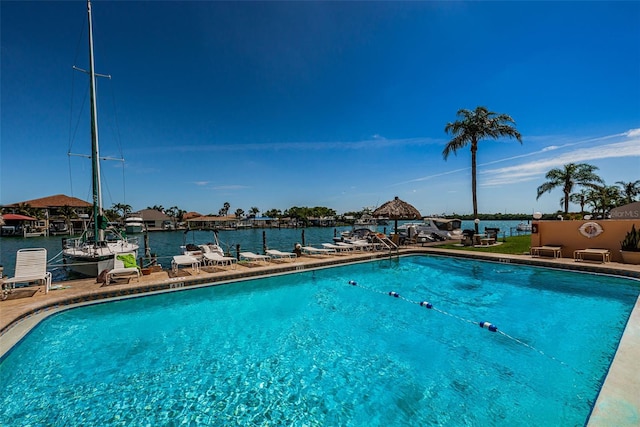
[86,0,104,242]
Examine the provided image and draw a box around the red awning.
[2,213,37,221]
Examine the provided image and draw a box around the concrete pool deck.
[1,246,639,426]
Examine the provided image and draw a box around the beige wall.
[530,219,640,262]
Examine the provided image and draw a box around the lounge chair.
[239,252,271,264]
[202,252,237,269]
[3,248,52,294]
[301,246,336,256]
[172,255,200,273]
[266,249,297,261]
[347,240,374,251]
[322,243,353,253]
[105,252,141,285]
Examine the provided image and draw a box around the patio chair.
[266,249,297,261]
[172,255,201,273]
[239,252,271,264]
[3,248,52,294]
[202,252,237,269]
[301,246,336,256]
[321,243,353,254]
[105,252,141,285]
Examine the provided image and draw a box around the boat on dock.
[62,1,138,277]
[396,217,463,241]
[516,222,532,232]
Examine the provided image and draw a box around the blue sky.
[2,1,639,217]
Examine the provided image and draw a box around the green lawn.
[433,234,532,255]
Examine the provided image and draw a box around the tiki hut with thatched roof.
[373,196,421,235]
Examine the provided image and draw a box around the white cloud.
[482,137,640,187]
[541,145,559,152]
[626,128,640,138]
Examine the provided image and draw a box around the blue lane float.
[345,278,577,372]
[479,321,498,332]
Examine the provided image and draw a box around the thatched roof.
[373,196,421,219]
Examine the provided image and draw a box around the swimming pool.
[1,255,638,426]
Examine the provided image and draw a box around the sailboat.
[63,0,139,277]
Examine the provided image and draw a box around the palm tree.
[443,106,522,231]
[536,163,603,214]
[164,206,186,228]
[58,205,77,234]
[16,202,33,216]
[586,185,622,218]
[616,180,640,205]
[112,203,132,220]
[569,189,589,214]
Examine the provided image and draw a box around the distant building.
[135,209,173,231]
[183,211,203,221]
[186,215,237,229]
[1,194,92,235]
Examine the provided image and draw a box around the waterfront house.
[1,194,92,235]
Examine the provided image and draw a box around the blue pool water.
[1,255,638,426]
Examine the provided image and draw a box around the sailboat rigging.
[63,0,139,277]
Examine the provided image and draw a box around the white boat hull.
[125,225,144,234]
[63,242,139,277]
[124,217,145,234]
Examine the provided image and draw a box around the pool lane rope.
[347,280,579,372]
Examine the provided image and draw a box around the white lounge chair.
[3,248,52,294]
[347,240,374,251]
[172,255,200,273]
[266,249,297,261]
[301,246,336,256]
[203,252,237,269]
[105,252,141,285]
[335,242,364,251]
[321,243,353,253]
[239,252,271,264]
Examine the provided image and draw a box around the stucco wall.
[530,219,640,263]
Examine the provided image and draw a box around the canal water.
[0,220,529,281]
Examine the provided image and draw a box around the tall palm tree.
[536,163,603,214]
[616,180,640,204]
[443,106,522,231]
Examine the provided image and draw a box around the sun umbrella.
[373,196,422,234]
